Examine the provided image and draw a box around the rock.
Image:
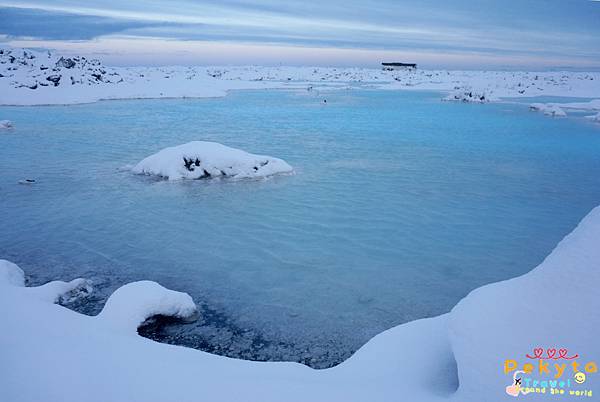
[46,75,61,86]
[55,57,76,69]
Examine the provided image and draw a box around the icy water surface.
[2,90,600,367]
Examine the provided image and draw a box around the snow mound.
[529,103,567,117]
[98,280,198,333]
[32,278,93,304]
[0,259,25,286]
[132,141,294,181]
[443,87,494,103]
[0,119,13,129]
[0,258,92,303]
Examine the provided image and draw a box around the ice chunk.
[132,141,293,181]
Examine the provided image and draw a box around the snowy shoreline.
[2,205,599,401]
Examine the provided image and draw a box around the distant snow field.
[1,46,599,109]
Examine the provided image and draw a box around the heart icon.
[527,347,544,359]
[547,348,557,359]
[506,384,520,397]
[558,349,568,359]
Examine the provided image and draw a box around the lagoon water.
[2,89,600,367]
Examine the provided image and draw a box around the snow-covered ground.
[2,46,600,106]
[2,205,599,402]
[132,141,293,180]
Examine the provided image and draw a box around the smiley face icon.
[574,372,586,384]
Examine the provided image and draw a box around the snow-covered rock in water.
[529,103,567,117]
[0,119,13,129]
[98,280,198,333]
[133,141,293,181]
[444,87,493,103]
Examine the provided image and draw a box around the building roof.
[381,62,417,67]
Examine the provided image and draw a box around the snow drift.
[132,141,293,180]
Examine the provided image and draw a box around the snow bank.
[0,259,25,286]
[450,205,600,399]
[0,259,92,303]
[98,280,198,333]
[132,141,293,181]
[530,102,567,117]
[0,119,13,129]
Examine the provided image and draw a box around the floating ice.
[0,120,13,129]
[529,103,567,117]
[586,112,600,123]
[132,141,293,181]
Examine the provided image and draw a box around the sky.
[1,1,599,69]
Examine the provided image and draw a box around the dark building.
[382,62,417,71]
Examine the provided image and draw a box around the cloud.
[0,7,172,40]
[0,0,599,68]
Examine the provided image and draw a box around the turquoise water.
[2,89,600,367]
